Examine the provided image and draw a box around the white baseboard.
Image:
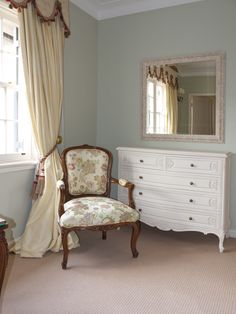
[228,229,236,238]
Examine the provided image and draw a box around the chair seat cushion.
[59,197,139,228]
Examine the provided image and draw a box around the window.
[146,79,168,134]
[0,3,34,164]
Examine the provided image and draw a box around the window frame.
[146,78,168,135]
[0,1,36,166]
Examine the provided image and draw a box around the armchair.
[58,144,140,269]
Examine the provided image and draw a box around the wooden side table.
[0,224,8,296]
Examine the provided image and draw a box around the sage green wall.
[97,0,236,229]
[64,3,97,147]
[0,168,35,242]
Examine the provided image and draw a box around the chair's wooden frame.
[58,144,141,269]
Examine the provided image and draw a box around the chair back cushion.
[65,148,109,195]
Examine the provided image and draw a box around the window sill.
[0,160,37,174]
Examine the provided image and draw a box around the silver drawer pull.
[190,182,194,186]
[189,217,193,221]
[139,176,143,179]
[138,208,142,212]
[139,192,143,195]
[140,159,144,163]
[190,163,195,167]
[189,199,194,203]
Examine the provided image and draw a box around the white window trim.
[0,1,17,22]
[0,160,37,173]
[0,0,36,166]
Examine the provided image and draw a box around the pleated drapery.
[166,84,178,134]
[7,0,79,257]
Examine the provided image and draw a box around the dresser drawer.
[120,152,165,170]
[136,202,218,229]
[119,152,223,176]
[165,155,222,175]
[120,168,222,194]
[131,187,220,211]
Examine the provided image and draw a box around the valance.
[6,0,70,36]
[147,65,179,89]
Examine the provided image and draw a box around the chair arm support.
[57,180,66,217]
[111,178,135,209]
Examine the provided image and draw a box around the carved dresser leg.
[219,233,225,253]
[131,221,141,258]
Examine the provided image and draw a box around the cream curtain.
[166,85,178,134]
[10,2,79,257]
[147,65,179,134]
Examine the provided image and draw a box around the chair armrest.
[111,178,135,209]
[57,180,66,217]
[57,180,65,190]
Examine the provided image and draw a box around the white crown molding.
[70,0,99,19]
[70,0,205,20]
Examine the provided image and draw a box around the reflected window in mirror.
[147,79,168,134]
[142,52,225,143]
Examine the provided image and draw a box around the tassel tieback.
[31,136,62,200]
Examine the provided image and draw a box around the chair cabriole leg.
[131,221,140,258]
[102,230,107,240]
[61,228,69,269]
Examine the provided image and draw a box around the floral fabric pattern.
[60,197,139,228]
[65,149,109,195]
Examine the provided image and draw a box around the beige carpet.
[1,224,236,314]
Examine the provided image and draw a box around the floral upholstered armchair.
[57,144,140,269]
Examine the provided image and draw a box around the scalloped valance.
[6,0,70,36]
[147,65,179,89]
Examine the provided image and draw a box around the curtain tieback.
[31,136,62,200]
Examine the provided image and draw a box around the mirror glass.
[142,53,225,142]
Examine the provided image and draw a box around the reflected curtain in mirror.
[146,65,178,134]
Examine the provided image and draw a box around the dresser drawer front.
[132,188,220,211]
[120,152,223,176]
[136,202,218,229]
[165,156,222,175]
[120,152,164,170]
[120,168,221,194]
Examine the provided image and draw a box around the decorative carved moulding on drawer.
[166,158,174,169]
[210,162,218,171]
[117,147,231,253]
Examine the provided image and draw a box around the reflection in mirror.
[142,53,225,142]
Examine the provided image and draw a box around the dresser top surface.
[116,147,230,158]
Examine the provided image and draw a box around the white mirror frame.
[141,52,225,143]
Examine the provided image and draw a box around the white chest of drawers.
[117,147,231,252]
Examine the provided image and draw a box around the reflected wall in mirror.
[142,52,225,142]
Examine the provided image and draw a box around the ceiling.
[70,0,205,20]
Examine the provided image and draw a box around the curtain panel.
[7,0,79,257]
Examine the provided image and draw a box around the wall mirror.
[142,52,225,142]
